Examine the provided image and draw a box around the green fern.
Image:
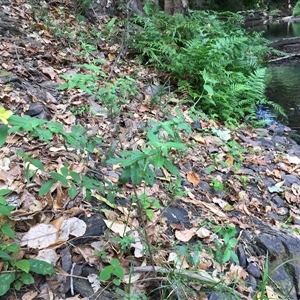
[130,10,283,123]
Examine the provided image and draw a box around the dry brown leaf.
[21,291,38,300]
[175,228,195,242]
[192,133,206,144]
[186,171,200,187]
[195,227,211,238]
[103,219,130,237]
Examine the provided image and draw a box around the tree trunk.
[164,0,188,14]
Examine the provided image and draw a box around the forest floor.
[1,1,300,300]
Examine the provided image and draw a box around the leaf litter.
[0,0,300,299]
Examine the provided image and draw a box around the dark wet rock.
[237,244,247,268]
[60,247,72,272]
[198,181,213,193]
[162,206,189,225]
[243,218,300,299]
[25,102,45,116]
[191,121,202,130]
[282,174,300,187]
[270,265,298,300]
[246,263,261,279]
[247,274,257,289]
[72,214,106,245]
[237,167,256,176]
[73,278,116,300]
[257,138,275,148]
[272,135,288,145]
[262,177,276,188]
[271,195,285,208]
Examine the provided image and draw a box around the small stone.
[25,102,44,116]
[246,263,261,279]
[237,244,247,268]
[271,195,285,208]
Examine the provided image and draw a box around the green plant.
[293,0,300,16]
[0,190,55,296]
[135,194,161,221]
[70,104,91,116]
[99,258,124,286]
[212,224,239,265]
[112,235,135,252]
[130,10,285,123]
[108,116,190,186]
[210,178,225,192]
[58,63,138,116]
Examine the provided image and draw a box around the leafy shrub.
[293,0,300,16]
[130,10,284,124]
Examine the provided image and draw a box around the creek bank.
[2,2,300,299]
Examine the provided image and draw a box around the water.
[245,20,300,40]
[266,63,300,130]
[247,20,300,131]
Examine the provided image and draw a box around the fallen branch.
[269,53,300,63]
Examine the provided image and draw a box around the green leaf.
[0,125,8,147]
[118,166,131,184]
[0,204,14,216]
[110,258,121,267]
[120,152,148,167]
[163,142,186,150]
[70,171,80,183]
[68,183,77,199]
[49,172,69,186]
[154,152,164,168]
[15,260,30,273]
[6,244,19,253]
[60,167,69,178]
[163,159,180,176]
[146,209,154,221]
[0,250,11,260]
[13,280,22,291]
[28,259,55,275]
[19,272,34,285]
[39,179,56,196]
[228,238,237,248]
[17,152,45,171]
[99,265,114,281]
[0,272,15,296]
[113,278,121,286]
[131,163,142,185]
[113,266,124,279]
[222,248,231,263]
[1,224,15,238]
[204,84,214,95]
[0,189,11,196]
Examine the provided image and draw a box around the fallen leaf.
[21,223,58,249]
[59,217,87,239]
[175,228,195,242]
[187,171,200,187]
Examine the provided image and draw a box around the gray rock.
[245,218,300,299]
[282,174,300,187]
[271,195,285,208]
[237,244,247,268]
[246,263,261,279]
[73,278,116,300]
[162,206,189,225]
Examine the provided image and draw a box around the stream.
[246,20,300,132]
